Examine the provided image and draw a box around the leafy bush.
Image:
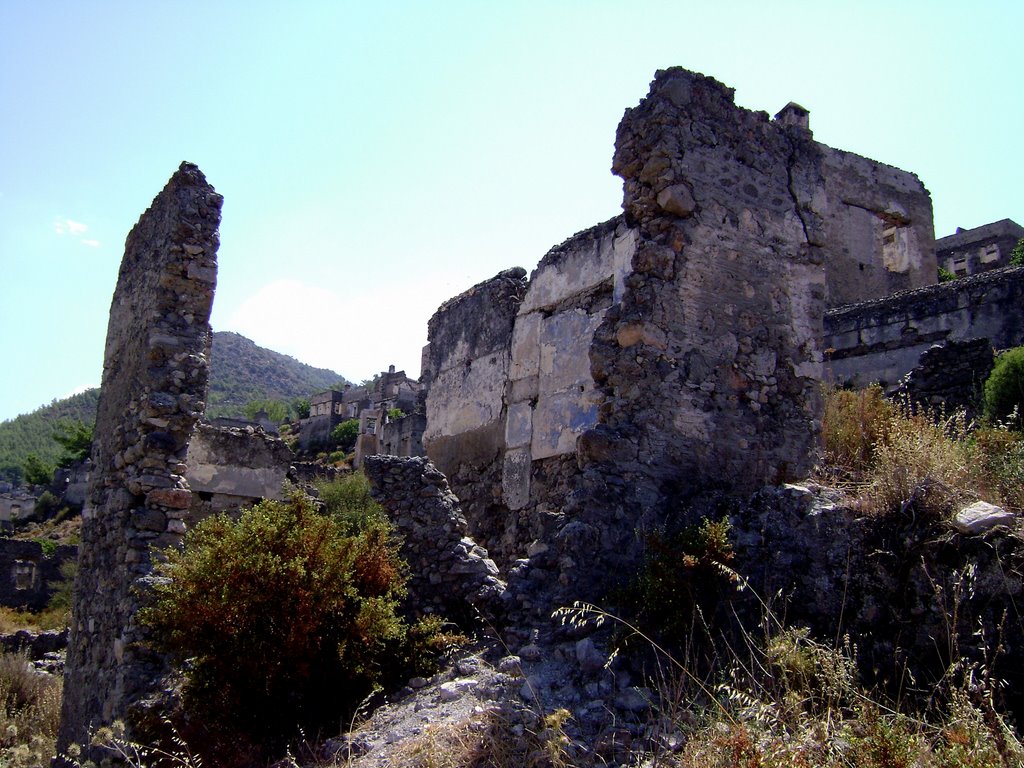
[140,491,409,762]
[32,492,60,520]
[314,472,385,534]
[938,265,957,282]
[1011,237,1024,267]
[618,516,738,652]
[983,346,1024,430]
[331,418,360,452]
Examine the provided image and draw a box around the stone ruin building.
[56,67,1024,751]
[937,218,1023,278]
[420,67,931,578]
[297,365,425,466]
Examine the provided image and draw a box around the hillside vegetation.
[0,332,346,482]
[205,331,346,418]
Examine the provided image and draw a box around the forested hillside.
[0,332,347,483]
[206,332,346,418]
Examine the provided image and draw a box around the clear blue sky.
[1,1,1020,422]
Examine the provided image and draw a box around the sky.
[1,1,1021,422]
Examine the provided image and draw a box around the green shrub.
[314,472,385,534]
[938,266,957,282]
[140,492,407,761]
[32,492,60,520]
[331,418,360,452]
[1011,237,1024,267]
[983,346,1024,430]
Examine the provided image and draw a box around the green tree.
[289,396,311,420]
[53,419,93,467]
[387,407,406,421]
[983,345,1024,429]
[243,398,288,424]
[21,453,54,486]
[1011,237,1024,267]
[140,493,407,762]
[937,266,957,282]
[331,418,360,452]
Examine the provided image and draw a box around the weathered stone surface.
[825,266,1024,390]
[184,421,292,520]
[58,162,221,753]
[953,501,1015,535]
[362,455,506,623]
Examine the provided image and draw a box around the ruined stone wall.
[602,67,825,499]
[423,69,828,596]
[825,266,1024,389]
[421,268,527,558]
[58,163,221,752]
[362,455,504,624]
[184,422,292,521]
[817,146,935,307]
[892,338,995,421]
[0,540,77,611]
[380,412,426,458]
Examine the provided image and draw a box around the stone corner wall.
[605,66,825,495]
[58,162,222,753]
[362,455,505,624]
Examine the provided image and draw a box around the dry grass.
[819,387,1024,517]
[0,652,62,767]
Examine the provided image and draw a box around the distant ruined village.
[0,67,1022,762]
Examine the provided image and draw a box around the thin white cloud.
[53,218,100,247]
[61,383,97,399]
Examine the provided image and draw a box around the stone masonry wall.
[421,268,527,562]
[892,338,995,421]
[423,68,829,603]
[184,421,292,521]
[825,266,1024,389]
[58,163,221,752]
[362,455,505,624]
[817,146,935,307]
[0,540,77,611]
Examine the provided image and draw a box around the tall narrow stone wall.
[58,163,221,751]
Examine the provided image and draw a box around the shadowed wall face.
[58,162,221,752]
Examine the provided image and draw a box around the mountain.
[0,332,346,482]
[205,331,346,418]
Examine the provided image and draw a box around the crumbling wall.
[362,455,505,623]
[825,266,1024,389]
[421,268,527,558]
[424,69,829,600]
[817,146,935,307]
[892,338,995,421]
[184,422,292,521]
[0,540,77,611]
[58,162,221,752]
